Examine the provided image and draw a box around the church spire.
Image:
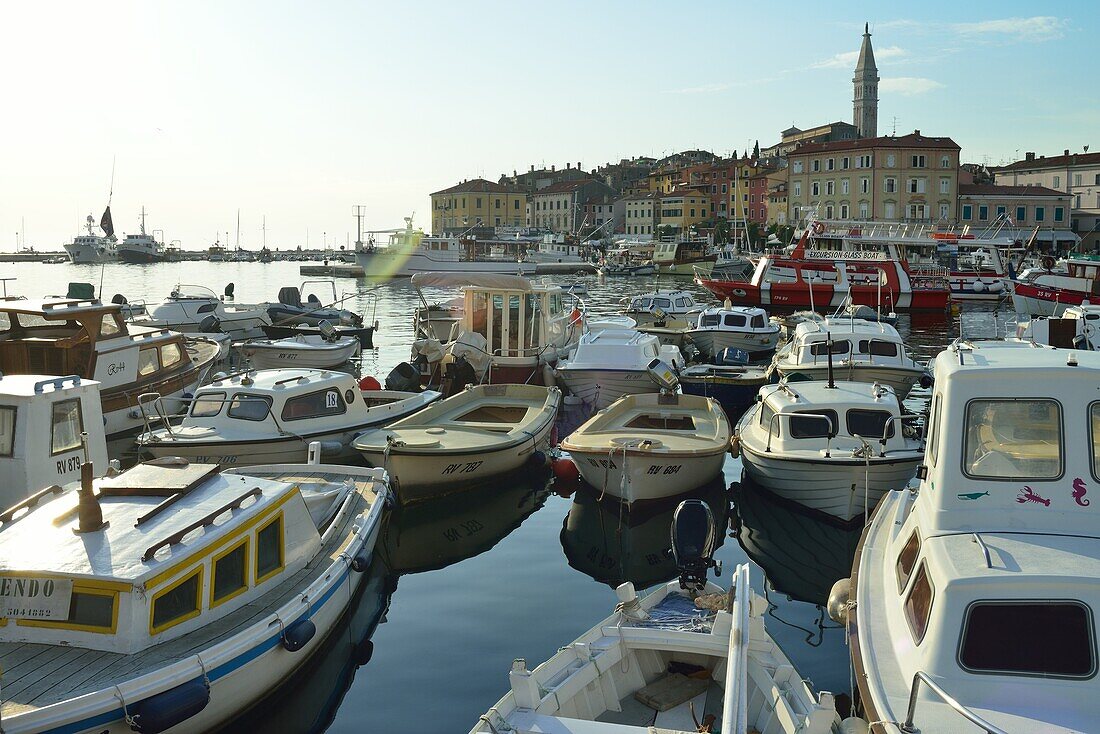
[853,22,880,138]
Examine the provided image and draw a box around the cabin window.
[675,297,690,308]
[99,314,122,337]
[524,294,539,350]
[655,298,671,309]
[723,313,747,328]
[549,293,562,315]
[857,339,898,357]
[50,399,83,455]
[191,391,225,417]
[256,514,284,584]
[211,539,249,607]
[1089,402,1100,481]
[701,314,720,327]
[0,406,14,457]
[848,409,895,440]
[227,394,272,422]
[281,388,347,421]
[470,292,489,337]
[903,562,934,644]
[959,602,1095,678]
[895,530,920,593]
[751,315,765,328]
[928,394,942,466]
[788,410,838,439]
[151,568,203,634]
[66,587,116,631]
[138,347,160,377]
[160,343,183,368]
[963,399,1062,479]
[809,339,849,356]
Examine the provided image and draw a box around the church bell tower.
[853,23,880,138]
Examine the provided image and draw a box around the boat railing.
[901,670,1008,734]
[131,327,175,342]
[32,375,82,393]
[722,563,751,734]
[853,413,922,456]
[766,411,835,457]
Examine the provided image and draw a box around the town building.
[596,157,656,193]
[957,184,1076,248]
[991,149,1100,249]
[430,179,527,234]
[621,193,658,238]
[768,182,789,226]
[530,179,618,234]
[746,170,785,224]
[761,123,860,158]
[499,163,589,194]
[785,131,961,225]
[579,195,624,237]
[658,187,710,235]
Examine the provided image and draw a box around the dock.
[299,262,597,279]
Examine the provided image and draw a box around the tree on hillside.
[752,140,760,159]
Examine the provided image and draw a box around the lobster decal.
[1073,477,1091,507]
[1017,486,1051,507]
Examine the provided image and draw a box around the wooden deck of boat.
[0,476,376,717]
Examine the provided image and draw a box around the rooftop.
[431,178,523,196]
[993,151,1100,173]
[959,183,1067,198]
[788,132,960,156]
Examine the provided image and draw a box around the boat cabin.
[1016,304,1100,349]
[624,290,700,318]
[0,374,108,506]
[779,318,912,368]
[694,305,770,332]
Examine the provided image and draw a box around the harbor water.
[4,261,1007,732]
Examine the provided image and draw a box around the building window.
[841,179,850,195]
[1074,174,1082,186]
[475,197,482,208]
[939,178,950,194]
[811,182,819,196]
[859,201,869,218]
[940,156,951,168]
[886,154,896,168]
[841,203,849,219]
[826,158,835,171]
[978,205,988,221]
[1036,206,1046,222]
[826,181,834,196]
[884,202,896,218]
[939,203,950,220]
[812,159,820,172]
[1016,206,1027,223]
[1053,176,1061,189]
[911,155,926,168]
[907,178,926,194]
[793,182,801,197]
[861,178,869,194]
[514,199,519,209]
[962,204,973,220]
[884,178,897,194]
[1055,207,1065,222]
[842,157,850,170]
[997,205,1007,217]
[792,161,803,174]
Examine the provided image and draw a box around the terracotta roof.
[532,179,596,195]
[431,178,523,196]
[959,184,1068,198]
[992,151,1100,172]
[787,132,960,155]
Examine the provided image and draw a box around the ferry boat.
[64,213,117,264]
[0,452,389,734]
[696,231,951,312]
[1010,252,1100,316]
[0,298,220,436]
[838,340,1100,733]
[356,216,536,277]
[116,209,167,264]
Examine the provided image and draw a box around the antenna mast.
[353,204,367,248]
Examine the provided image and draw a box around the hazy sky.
[1,1,1095,250]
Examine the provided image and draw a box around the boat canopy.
[410,272,534,292]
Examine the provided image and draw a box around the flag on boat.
[100,206,114,238]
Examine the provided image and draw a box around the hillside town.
[429,24,1100,253]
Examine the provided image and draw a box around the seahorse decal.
[1073,477,1091,507]
[1017,486,1051,507]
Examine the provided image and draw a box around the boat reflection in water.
[560,475,729,589]
[731,477,862,606]
[215,556,394,733]
[379,466,553,575]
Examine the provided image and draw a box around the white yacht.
[839,340,1100,733]
[137,369,440,465]
[117,209,167,264]
[63,213,117,264]
[129,284,271,341]
[0,453,389,734]
[688,305,781,362]
[357,216,536,277]
[621,289,703,326]
[528,235,585,264]
[771,317,929,400]
[554,328,683,409]
[736,380,924,522]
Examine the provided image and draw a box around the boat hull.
[1010,280,1088,317]
[554,368,660,410]
[357,250,537,278]
[64,242,116,264]
[698,279,950,312]
[568,446,726,502]
[116,248,163,264]
[740,443,921,521]
[688,329,779,362]
[680,376,766,422]
[242,340,360,370]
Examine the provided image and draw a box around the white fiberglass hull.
[740,444,921,521]
[568,447,726,501]
[141,428,360,465]
[64,242,116,264]
[357,249,537,278]
[1011,291,1068,317]
[242,339,360,369]
[689,330,779,360]
[554,368,661,410]
[773,364,923,400]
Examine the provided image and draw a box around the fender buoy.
[552,457,580,483]
[351,543,373,572]
[127,678,210,734]
[282,618,317,652]
[729,435,741,458]
[358,375,381,391]
[972,280,987,293]
[812,221,826,235]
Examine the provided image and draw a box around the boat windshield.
[963,399,1061,479]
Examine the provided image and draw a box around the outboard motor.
[111,293,128,305]
[198,315,223,334]
[318,319,338,343]
[671,499,719,595]
[385,361,422,392]
[646,358,680,392]
[224,282,235,299]
[444,355,477,397]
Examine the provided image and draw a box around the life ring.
[1041,255,1056,271]
[812,222,826,236]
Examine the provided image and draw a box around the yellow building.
[430,178,527,234]
[658,187,709,234]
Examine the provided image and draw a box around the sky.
[1,1,1096,251]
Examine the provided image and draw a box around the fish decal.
[957,491,990,501]
[1073,477,1091,507]
[1016,486,1051,507]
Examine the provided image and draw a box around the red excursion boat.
[696,231,950,312]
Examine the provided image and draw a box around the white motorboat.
[0,297,220,436]
[241,332,360,370]
[472,501,842,734]
[688,305,781,362]
[736,379,924,523]
[1014,303,1100,349]
[129,284,271,341]
[264,280,364,329]
[621,290,703,326]
[353,383,561,503]
[0,374,109,504]
[0,451,389,734]
[837,340,1100,733]
[64,212,117,263]
[137,369,440,465]
[771,317,929,400]
[555,329,684,410]
[562,361,730,502]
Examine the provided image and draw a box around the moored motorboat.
[736,379,924,522]
[555,328,684,410]
[0,452,389,734]
[241,331,361,370]
[837,340,1100,733]
[687,304,780,362]
[264,281,363,329]
[561,363,730,502]
[353,383,561,502]
[620,289,703,326]
[128,284,271,341]
[137,369,440,465]
[1014,302,1100,349]
[678,363,770,423]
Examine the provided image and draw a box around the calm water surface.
[4,262,1008,732]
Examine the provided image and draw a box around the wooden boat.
[687,305,780,362]
[241,332,360,370]
[555,329,684,410]
[353,383,561,502]
[0,373,109,504]
[0,297,220,436]
[736,380,924,523]
[138,369,440,465]
[0,452,389,734]
[472,501,841,734]
[838,340,1100,733]
[562,364,731,502]
[1011,253,1100,316]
